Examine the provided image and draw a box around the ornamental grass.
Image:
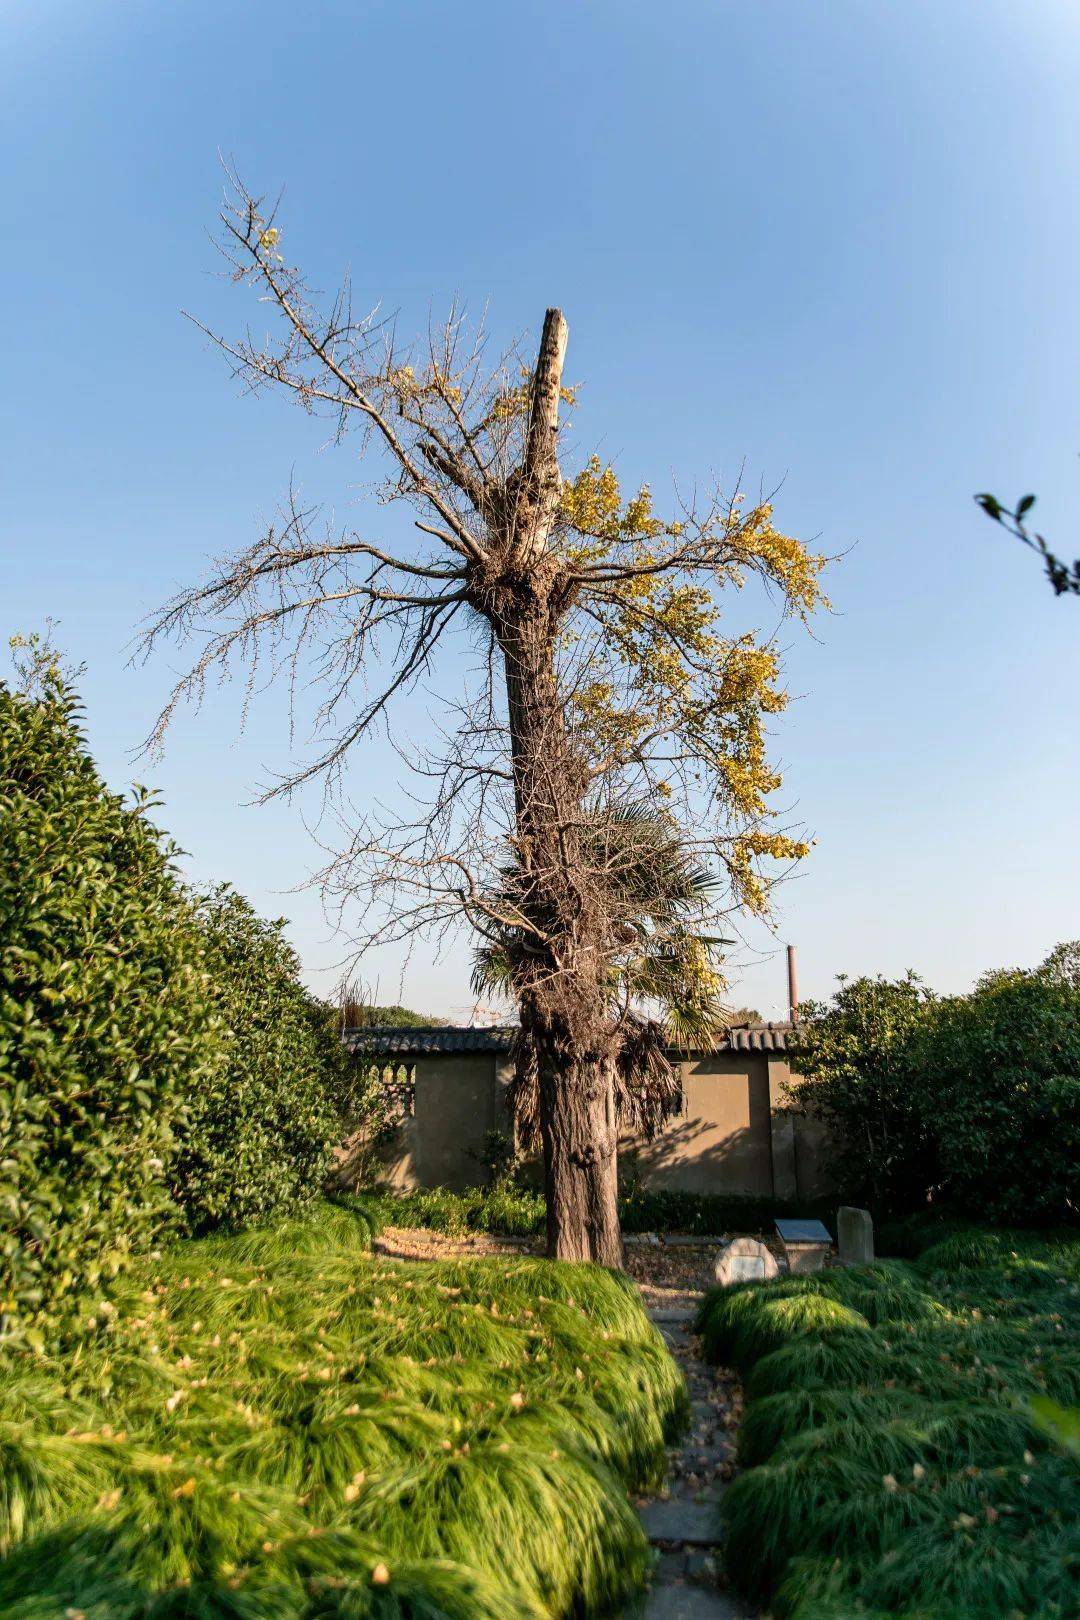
[0,1199,685,1618]
[696,1228,1080,1617]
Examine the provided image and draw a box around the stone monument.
[714,1235,779,1287]
[774,1217,833,1273]
[837,1205,874,1266]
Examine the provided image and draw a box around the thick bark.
[538,1051,622,1265]
[492,598,623,1265]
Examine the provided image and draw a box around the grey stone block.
[639,1498,722,1546]
[627,1581,750,1618]
[649,1305,697,1324]
[774,1218,832,1274]
[837,1205,874,1266]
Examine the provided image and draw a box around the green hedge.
[0,668,219,1340]
[359,1183,798,1239]
[173,885,353,1236]
[1,659,361,1340]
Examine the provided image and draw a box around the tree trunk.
[492,591,624,1266]
[483,305,624,1266]
[539,1050,623,1265]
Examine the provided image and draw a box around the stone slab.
[649,1305,698,1324]
[774,1217,832,1245]
[627,1581,749,1618]
[837,1205,874,1266]
[639,1499,722,1547]
[713,1236,778,1287]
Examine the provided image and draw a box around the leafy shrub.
[697,1226,1080,1616]
[361,1183,799,1241]
[906,952,1080,1224]
[1,652,369,1339]
[791,950,1080,1224]
[0,1203,685,1616]
[0,658,219,1340]
[172,885,354,1236]
[618,1186,797,1234]
[786,973,936,1212]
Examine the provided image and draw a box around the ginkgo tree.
[145,177,827,1264]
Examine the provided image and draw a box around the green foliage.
[1,654,371,1340]
[0,658,219,1340]
[908,956,1080,1224]
[358,1184,799,1240]
[697,1227,1080,1616]
[975,487,1080,597]
[0,1202,685,1617]
[792,949,1080,1223]
[617,1186,796,1235]
[788,972,936,1212]
[339,1002,441,1030]
[174,886,353,1236]
[361,1187,546,1239]
[1030,1395,1080,1460]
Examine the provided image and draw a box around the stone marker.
[774,1218,833,1274]
[837,1205,874,1266]
[713,1236,779,1287]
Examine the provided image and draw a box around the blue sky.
[3,0,1079,1020]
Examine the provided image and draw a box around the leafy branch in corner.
[974,490,1080,597]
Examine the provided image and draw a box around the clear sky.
[3,0,1079,1021]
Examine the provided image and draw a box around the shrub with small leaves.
[173,885,353,1235]
[1,648,369,1339]
[0,654,220,1340]
[791,953,1080,1224]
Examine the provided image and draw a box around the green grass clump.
[698,1225,1080,1616]
[696,1283,870,1367]
[0,1199,684,1617]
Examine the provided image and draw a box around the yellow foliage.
[556,458,826,916]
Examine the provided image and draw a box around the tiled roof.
[344,1026,517,1057]
[724,1022,790,1053]
[345,1022,790,1058]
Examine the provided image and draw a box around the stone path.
[622,1296,754,1620]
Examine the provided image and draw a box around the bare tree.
[143,177,827,1264]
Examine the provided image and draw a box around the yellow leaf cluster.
[553,459,827,915]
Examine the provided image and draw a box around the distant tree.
[722,1005,763,1025]
[334,998,440,1031]
[791,949,1080,1223]
[143,177,826,1263]
[974,491,1080,596]
[788,973,937,1212]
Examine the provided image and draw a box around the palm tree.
[472,803,734,1154]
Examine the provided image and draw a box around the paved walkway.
[622,1296,754,1620]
